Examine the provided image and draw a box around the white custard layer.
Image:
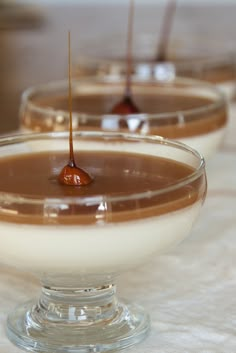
[20,126,226,161]
[0,201,201,276]
[217,80,236,101]
[180,126,226,160]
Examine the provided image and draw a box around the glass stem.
[31,284,119,325]
[7,282,149,352]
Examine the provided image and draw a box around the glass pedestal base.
[6,285,150,353]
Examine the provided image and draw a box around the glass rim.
[20,76,226,122]
[75,51,236,71]
[76,50,236,69]
[74,35,236,68]
[74,51,236,69]
[0,131,205,206]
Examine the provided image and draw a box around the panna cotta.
[20,77,228,159]
[0,131,206,353]
[0,132,206,276]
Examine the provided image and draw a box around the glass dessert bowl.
[73,36,236,100]
[20,77,228,160]
[0,131,207,353]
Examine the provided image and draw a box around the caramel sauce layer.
[0,151,204,224]
[34,93,216,114]
[23,93,227,138]
[176,64,235,84]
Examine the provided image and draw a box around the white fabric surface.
[0,105,236,352]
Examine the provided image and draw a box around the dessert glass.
[73,36,236,100]
[0,131,207,353]
[20,77,227,160]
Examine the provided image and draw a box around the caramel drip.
[58,31,92,186]
[109,0,140,115]
[155,0,176,62]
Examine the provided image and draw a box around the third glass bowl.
[73,36,236,100]
[20,76,228,160]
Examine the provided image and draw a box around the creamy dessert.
[0,132,206,353]
[20,78,228,159]
[0,135,205,276]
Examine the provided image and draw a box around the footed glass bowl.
[0,131,207,353]
[20,77,227,160]
[73,36,236,100]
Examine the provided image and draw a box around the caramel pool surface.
[0,150,202,224]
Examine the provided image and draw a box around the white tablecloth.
[0,104,236,353]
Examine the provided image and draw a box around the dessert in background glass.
[0,131,206,353]
[72,36,236,100]
[20,77,228,160]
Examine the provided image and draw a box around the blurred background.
[0,0,236,133]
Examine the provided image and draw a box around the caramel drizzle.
[58,31,92,186]
[155,0,176,62]
[109,0,140,115]
[125,0,134,99]
[68,30,75,166]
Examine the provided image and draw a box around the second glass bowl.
[20,77,228,159]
